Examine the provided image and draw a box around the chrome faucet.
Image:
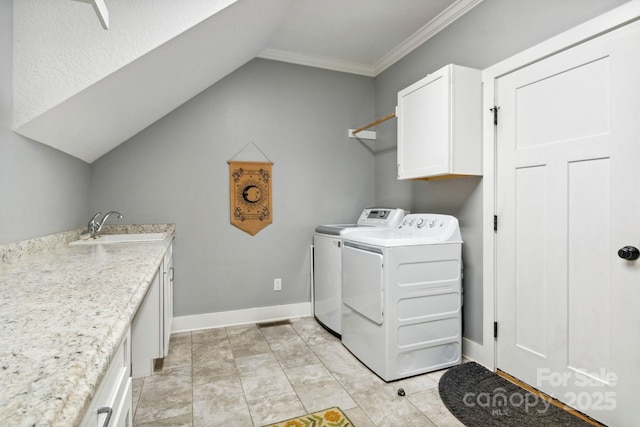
[88,211,124,238]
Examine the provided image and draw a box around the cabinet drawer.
[80,327,131,427]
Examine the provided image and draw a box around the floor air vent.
[257,319,291,328]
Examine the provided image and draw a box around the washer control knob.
[428,220,437,228]
[407,219,415,226]
[416,219,425,228]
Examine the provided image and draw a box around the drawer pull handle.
[97,406,112,427]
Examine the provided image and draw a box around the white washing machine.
[341,213,462,381]
[313,208,405,336]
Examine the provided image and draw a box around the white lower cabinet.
[131,243,174,378]
[80,328,132,427]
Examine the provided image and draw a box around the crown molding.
[258,0,482,77]
[373,0,483,75]
[257,48,375,77]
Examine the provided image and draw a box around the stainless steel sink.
[70,232,167,245]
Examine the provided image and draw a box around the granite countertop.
[0,225,175,426]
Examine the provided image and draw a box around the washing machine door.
[342,242,384,325]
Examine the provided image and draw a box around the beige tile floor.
[132,317,464,427]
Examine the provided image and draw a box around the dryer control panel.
[356,208,405,227]
[401,214,447,229]
[344,213,461,247]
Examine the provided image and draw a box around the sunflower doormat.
[262,406,354,427]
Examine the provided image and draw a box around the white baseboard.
[462,337,492,369]
[172,302,312,333]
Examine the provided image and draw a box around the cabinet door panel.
[398,70,450,178]
[162,245,174,357]
[397,64,481,180]
[80,329,131,427]
[112,378,132,427]
[131,271,161,378]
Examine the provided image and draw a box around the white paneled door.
[495,19,640,427]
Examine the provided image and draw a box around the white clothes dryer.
[341,213,463,381]
[313,208,405,336]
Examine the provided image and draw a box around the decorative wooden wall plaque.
[229,161,272,235]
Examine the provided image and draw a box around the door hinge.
[494,215,498,232]
[494,321,498,339]
[490,106,500,126]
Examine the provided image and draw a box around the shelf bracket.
[349,112,396,140]
[348,129,376,140]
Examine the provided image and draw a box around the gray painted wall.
[0,1,90,245]
[89,59,376,317]
[373,0,629,344]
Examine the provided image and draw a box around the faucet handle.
[88,212,102,227]
[88,212,102,238]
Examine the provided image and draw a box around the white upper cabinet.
[397,64,482,180]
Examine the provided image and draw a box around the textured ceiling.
[13,0,239,129]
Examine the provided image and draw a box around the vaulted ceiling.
[13,0,481,163]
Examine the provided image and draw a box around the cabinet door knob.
[618,246,639,261]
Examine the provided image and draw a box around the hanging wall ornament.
[229,161,272,235]
[228,143,273,235]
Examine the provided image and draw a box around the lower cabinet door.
[112,378,132,427]
[80,329,131,427]
[162,244,174,357]
[131,270,162,378]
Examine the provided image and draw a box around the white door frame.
[471,0,640,370]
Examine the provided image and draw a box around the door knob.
[618,246,640,261]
